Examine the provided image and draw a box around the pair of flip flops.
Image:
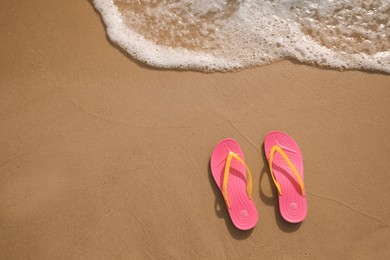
[210,131,307,230]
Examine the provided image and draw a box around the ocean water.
[93,0,390,72]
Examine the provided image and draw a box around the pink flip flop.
[210,138,258,230]
[264,131,307,223]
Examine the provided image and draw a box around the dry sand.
[1,0,390,259]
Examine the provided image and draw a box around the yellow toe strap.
[268,145,305,197]
[222,151,253,209]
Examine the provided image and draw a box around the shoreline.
[1,0,390,259]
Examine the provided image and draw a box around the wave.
[93,0,390,72]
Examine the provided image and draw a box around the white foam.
[93,0,390,73]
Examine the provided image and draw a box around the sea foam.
[93,0,390,73]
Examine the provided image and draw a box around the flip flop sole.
[264,131,307,223]
[211,138,258,230]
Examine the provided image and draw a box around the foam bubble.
[93,0,390,72]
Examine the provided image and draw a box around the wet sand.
[1,0,390,259]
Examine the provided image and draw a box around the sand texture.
[1,1,390,259]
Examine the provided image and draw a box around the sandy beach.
[1,0,390,259]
